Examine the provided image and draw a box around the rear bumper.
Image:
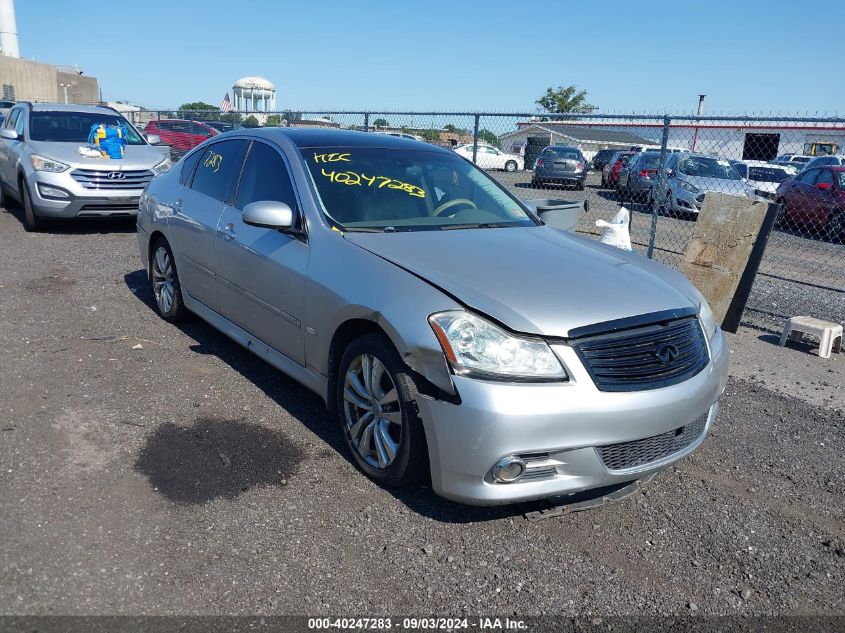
[533,169,586,182]
[417,328,730,505]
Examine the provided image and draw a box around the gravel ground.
[0,201,843,617]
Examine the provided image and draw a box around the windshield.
[543,147,581,160]
[678,156,741,180]
[29,111,145,144]
[748,166,795,183]
[303,147,537,231]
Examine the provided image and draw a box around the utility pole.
[59,82,70,104]
[691,94,705,151]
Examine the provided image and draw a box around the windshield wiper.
[439,222,514,231]
[340,226,387,233]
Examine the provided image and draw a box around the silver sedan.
[136,129,729,506]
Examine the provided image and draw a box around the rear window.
[29,111,145,144]
[542,147,581,160]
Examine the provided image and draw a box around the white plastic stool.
[779,316,843,359]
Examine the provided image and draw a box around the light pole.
[58,82,71,104]
[691,94,705,151]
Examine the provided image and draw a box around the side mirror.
[145,134,161,145]
[242,201,295,230]
[816,182,832,191]
[0,128,20,141]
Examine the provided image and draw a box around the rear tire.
[576,179,585,191]
[150,237,188,322]
[504,160,517,172]
[336,333,429,488]
[20,180,44,232]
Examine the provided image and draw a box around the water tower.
[232,76,276,112]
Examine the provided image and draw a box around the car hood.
[27,141,167,170]
[677,175,751,196]
[344,226,699,337]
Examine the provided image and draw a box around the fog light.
[492,456,526,483]
[37,183,70,199]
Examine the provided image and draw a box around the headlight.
[698,299,718,341]
[153,157,172,174]
[678,179,700,194]
[429,311,567,381]
[30,154,69,173]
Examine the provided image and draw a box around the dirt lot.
[0,201,843,617]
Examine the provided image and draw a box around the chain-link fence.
[125,108,845,330]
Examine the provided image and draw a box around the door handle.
[220,223,237,241]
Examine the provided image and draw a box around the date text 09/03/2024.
[307,617,528,630]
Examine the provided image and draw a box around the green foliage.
[372,118,389,129]
[421,129,441,142]
[264,114,283,127]
[243,115,260,128]
[536,85,594,114]
[179,101,218,111]
[220,112,242,124]
[178,102,221,121]
[478,129,498,146]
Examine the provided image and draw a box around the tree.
[420,129,441,142]
[179,101,218,112]
[536,85,594,114]
[264,114,282,127]
[443,123,466,134]
[243,115,260,128]
[372,118,389,129]
[478,129,498,146]
[178,101,221,120]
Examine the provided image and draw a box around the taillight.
[535,158,544,168]
[576,161,585,170]
[639,169,657,178]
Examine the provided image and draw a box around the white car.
[731,160,798,201]
[454,144,524,172]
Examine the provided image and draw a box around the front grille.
[596,412,708,472]
[71,169,154,190]
[573,317,709,392]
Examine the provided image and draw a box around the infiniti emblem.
[106,172,125,180]
[654,343,680,364]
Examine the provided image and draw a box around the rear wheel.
[657,189,672,216]
[20,180,44,232]
[575,179,585,191]
[150,237,188,322]
[504,160,517,172]
[337,333,428,487]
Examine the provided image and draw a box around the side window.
[190,123,212,138]
[816,170,833,186]
[190,139,249,203]
[180,148,203,186]
[6,108,19,130]
[798,169,819,185]
[14,110,25,136]
[234,141,298,212]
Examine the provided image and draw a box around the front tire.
[150,237,188,322]
[20,180,44,232]
[336,333,428,487]
[826,209,845,243]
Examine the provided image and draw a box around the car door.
[166,138,249,310]
[214,139,308,365]
[810,169,836,227]
[788,168,819,223]
[0,108,23,193]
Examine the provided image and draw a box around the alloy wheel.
[152,246,176,314]
[342,353,403,470]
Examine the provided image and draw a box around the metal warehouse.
[498,119,845,163]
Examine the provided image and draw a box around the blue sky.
[16,0,845,115]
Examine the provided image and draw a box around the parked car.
[800,154,845,172]
[376,131,424,142]
[601,150,636,188]
[454,143,524,172]
[775,166,845,242]
[649,153,754,218]
[143,119,220,159]
[771,154,812,168]
[730,160,798,201]
[591,148,620,171]
[137,128,728,506]
[531,145,587,189]
[0,102,171,231]
[617,152,663,201]
[203,120,244,133]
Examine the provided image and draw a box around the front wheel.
[150,237,189,322]
[20,181,44,232]
[504,160,517,172]
[337,333,428,487]
[826,209,845,243]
